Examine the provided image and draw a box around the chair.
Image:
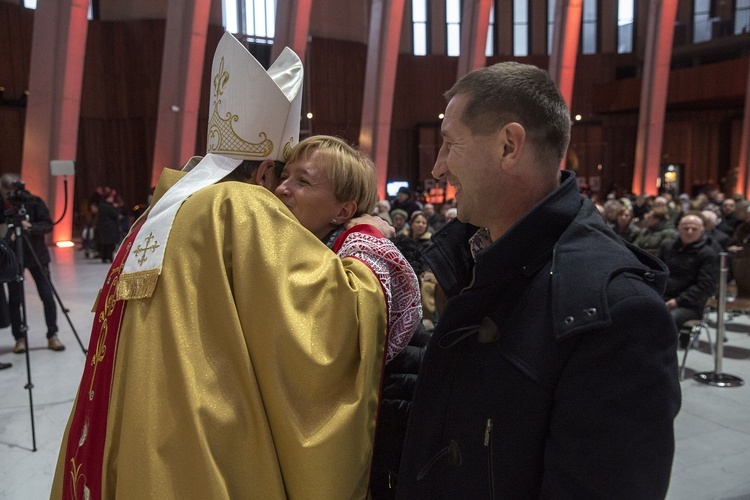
[679,309,713,381]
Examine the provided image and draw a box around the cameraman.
[0,173,64,353]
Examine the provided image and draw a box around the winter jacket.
[632,222,676,253]
[658,235,719,316]
[397,171,681,499]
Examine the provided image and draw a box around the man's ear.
[499,122,526,171]
[255,160,278,190]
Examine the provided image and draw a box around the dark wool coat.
[396,171,681,499]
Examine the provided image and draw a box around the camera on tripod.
[4,180,34,226]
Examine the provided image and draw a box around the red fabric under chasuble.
[61,227,141,499]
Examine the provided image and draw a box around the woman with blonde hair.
[275,135,378,248]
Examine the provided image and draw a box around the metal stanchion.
[693,252,744,387]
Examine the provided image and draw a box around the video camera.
[4,180,35,226]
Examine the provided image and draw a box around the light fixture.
[438,113,445,120]
[306,112,313,119]
[56,241,75,248]
[574,114,582,121]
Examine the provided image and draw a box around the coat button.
[584,307,597,317]
[644,271,655,282]
[564,316,575,325]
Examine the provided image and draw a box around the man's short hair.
[223,160,284,183]
[444,61,571,165]
[286,135,378,217]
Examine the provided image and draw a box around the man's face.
[423,203,435,216]
[722,200,735,216]
[274,151,343,240]
[678,215,704,246]
[432,93,503,228]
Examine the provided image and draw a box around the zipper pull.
[484,418,493,446]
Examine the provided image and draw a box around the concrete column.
[547,0,582,110]
[456,0,492,79]
[359,0,406,200]
[631,0,677,196]
[21,0,89,244]
[735,58,750,197]
[272,0,311,63]
[150,0,212,187]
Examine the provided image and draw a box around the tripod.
[8,214,87,452]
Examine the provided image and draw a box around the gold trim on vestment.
[116,269,160,300]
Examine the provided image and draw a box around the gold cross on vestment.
[133,232,160,266]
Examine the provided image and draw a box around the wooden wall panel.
[0,2,33,174]
[307,38,367,144]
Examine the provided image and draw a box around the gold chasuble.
[51,169,419,499]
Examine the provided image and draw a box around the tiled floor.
[1,246,749,499]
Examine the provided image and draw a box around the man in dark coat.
[658,213,719,343]
[397,62,681,499]
[0,174,63,353]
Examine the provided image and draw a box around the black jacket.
[658,235,719,316]
[397,171,681,499]
[371,323,432,499]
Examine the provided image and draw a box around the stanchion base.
[693,372,745,387]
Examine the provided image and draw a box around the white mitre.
[117,33,303,300]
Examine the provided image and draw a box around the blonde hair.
[286,135,378,217]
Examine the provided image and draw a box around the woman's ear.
[336,201,357,223]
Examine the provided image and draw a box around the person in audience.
[632,206,677,253]
[658,213,719,347]
[397,61,679,499]
[390,186,421,217]
[391,208,409,236]
[602,199,622,229]
[407,211,433,248]
[423,202,445,232]
[51,34,420,500]
[717,198,740,236]
[727,202,750,256]
[613,205,640,243]
[375,199,393,224]
[701,209,729,252]
[444,207,457,222]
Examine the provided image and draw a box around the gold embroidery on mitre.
[283,137,295,161]
[116,268,160,301]
[207,57,274,158]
